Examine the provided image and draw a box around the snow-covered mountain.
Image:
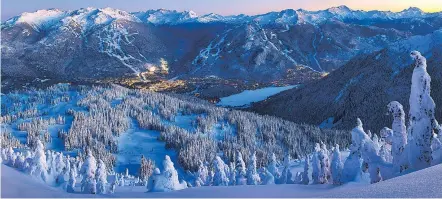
[2,6,442,92]
[252,29,442,132]
[4,6,437,27]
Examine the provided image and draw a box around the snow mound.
[1,165,76,198]
[326,164,442,198]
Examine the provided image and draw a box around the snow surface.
[217,85,297,108]
[116,119,181,176]
[15,9,67,31]
[3,163,442,198]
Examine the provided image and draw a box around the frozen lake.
[217,85,297,107]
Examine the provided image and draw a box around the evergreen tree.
[29,140,48,182]
[319,142,331,184]
[387,101,408,173]
[311,144,321,184]
[139,155,154,186]
[67,167,77,193]
[235,151,247,185]
[80,149,97,194]
[96,159,107,194]
[331,144,343,185]
[262,167,275,185]
[408,51,438,170]
[212,156,229,186]
[149,155,187,192]
[228,162,236,186]
[279,153,292,184]
[301,156,310,185]
[267,153,280,179]
[246,152,261,185]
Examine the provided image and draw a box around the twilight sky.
[2,0,442,20]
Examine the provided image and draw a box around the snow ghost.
[408,51,437,170]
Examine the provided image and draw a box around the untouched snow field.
[217,85,297,107]
[115,119,179,175]
[3,163,442,198]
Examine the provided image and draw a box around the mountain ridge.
[251,29,442,132]
[3,6,441,28]
[2,5,442,93]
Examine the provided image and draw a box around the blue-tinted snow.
[3,162,442,198]
[115,119,182,176]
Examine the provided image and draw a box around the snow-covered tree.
[379,127,393,163]
[139,155,154,186]
[342,119,366,183]
[361,143,382,184]
[387,101,408,173]
[279,153,293,184]
[15,152,26,171]
[331,144,343,185]
[1,148,7,163]
[318,142,331,184]
[207,169,214,186]
[109,175,117,193]
[351,119,393,183]
[267,153,280,179]
[212,156,229,186]
[293,172,303,184]
[367,130,372,139]
[149,155,186,192]
[147,168,161,192]
[432,134,442,164]
[372,134,381,153]
[408,51,438,170]
[246,152,261,185]
[228,162,236,186]
[194,161,209,187]
[6,147,15,167]
[311,144,321,184]
[29,140,48,182]
[301,156,310,185]
[55,152,66,184]
[67,167,77,193]
[80,149,97,194]
[262,167,275,185]
[235,151,247,185]
[96,159,107,194]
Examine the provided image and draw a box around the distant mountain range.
[2,6,442,92]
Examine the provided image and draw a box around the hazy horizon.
[2,0,442,21]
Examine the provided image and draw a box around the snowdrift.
[3,164,442,198]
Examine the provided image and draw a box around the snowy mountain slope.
[252,29,442,132]
[0,84,349,177]
[2,6,442,92]
[3,163,442,198]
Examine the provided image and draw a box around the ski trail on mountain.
[312,27,324,71]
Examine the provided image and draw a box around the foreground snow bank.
[1,165,78,198]
[3,163,442,198]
